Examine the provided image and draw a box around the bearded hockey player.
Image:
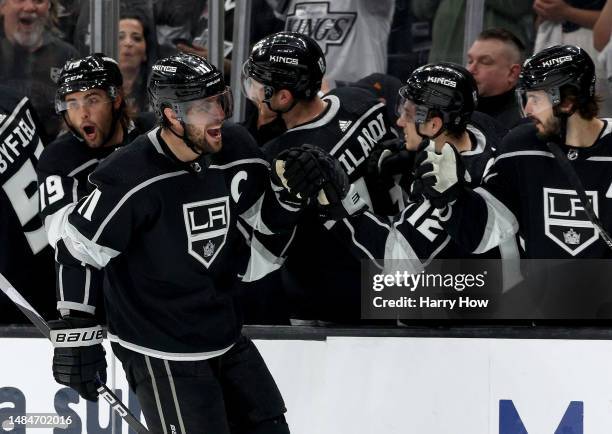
[412,45,612,259]
[37,54,154,318]
[47,53,295,433]
[243,31,397,323]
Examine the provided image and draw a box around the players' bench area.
[1,324,611,433]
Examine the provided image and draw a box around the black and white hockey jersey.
[0,86,56,322]
[36,113,155,316]
[443,120,612,258]
[52,123,299,359]
[323,111,512,293]
[263,86,397,322]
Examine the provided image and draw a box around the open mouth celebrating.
[206,127,222,140]
[82,125,97,141]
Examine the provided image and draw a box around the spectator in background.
[412,0,533,65]
[593,0,612,88]
[533,0,612,116]
[118,12,157,115]
[72,0,155,56]
[274,0,395,83]
[593,0,612,51]
[0,0,79,140]
[467,28,525,129]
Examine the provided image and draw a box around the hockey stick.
[546,141,612,251]
[0,273,150,434]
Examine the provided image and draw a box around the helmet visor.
[241,61,274,104]
[396,96,429,124]
[55,91,113,114]
[179,87,234,124]
[515,88,557,118]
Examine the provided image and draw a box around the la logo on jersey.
[183,197,230,268]
[285,2,356,54]
[543,187,599,256]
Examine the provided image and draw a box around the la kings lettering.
[285,2,356,54]
[183,197,230,268]
[544,187,600,256]
[336,112,387,175]
[541,55,572,68]
[426,76,457,88]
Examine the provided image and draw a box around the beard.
[534,115,563,143]
[184,122,222,154]
[13,20,45,50]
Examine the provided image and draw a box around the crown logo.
[203,240,215,258]
[563,228,581,245]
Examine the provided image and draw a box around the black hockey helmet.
[243,31,326,101]
[517,44,595,106]
[148,52,232,124]
[55,53,123,114]
[398,62,478,132]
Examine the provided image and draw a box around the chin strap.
[416,122,445,141]
[552,105,574,145]
[264,98,299,116]
[166,121,213,172]
[167,121,202,155]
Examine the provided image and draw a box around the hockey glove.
[366,138,416,179]
[49,316,106,402]
[317,182,369,221]
[410,141,471,209]
[271,153,308,208]
[278,144,368,220]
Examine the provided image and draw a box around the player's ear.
[163,107,181,130]
[277,89,293,105]
[113,92,123,110]
[558,95,576,115]
[430,115,444,136]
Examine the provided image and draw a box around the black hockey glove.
[49,316,106,402]
[317,183,369,221]
[270,152,308,209]
[276,144,368,220]
[366,138,416,179]
[410,141,471,209]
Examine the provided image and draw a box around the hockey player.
[276,63,519,322]
[47,53,294,433]
[0,86,56,323]
[283,63,507,266]
[411,45,612,259]
[37,54,154,318]
[243,31,397,322]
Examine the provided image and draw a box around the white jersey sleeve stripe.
[92,171,187,243]
[473,187,519,254]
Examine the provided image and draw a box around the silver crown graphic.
[563,228,581,245]
[203,240,215,258]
